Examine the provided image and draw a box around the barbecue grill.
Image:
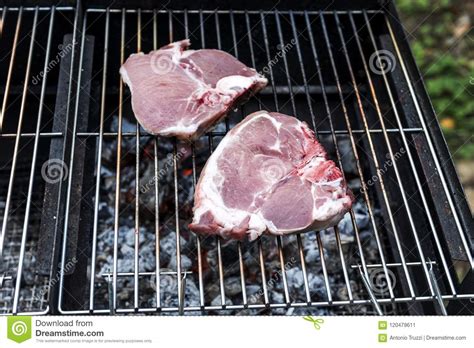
[0,0,473,316]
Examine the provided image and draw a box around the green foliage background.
[397,0,474,160]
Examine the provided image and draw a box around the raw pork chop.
[120,40,267,139]
[189,111,353,240]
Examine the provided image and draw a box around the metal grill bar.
[0,128,426,138]
[86,9,383,15]
[331,12,418,299]
[305,10,396,310]
[109,8,125,313]
[0,8,23,253]
[273,11,314,305]
[229,9,249,308]
[209,12,228,309]
[253,12,291,307]
[0,7,74,11]
[14,6,56,312]
[383,15,473,270]
[302,12,373,293]
[89,7,109,313]
[168,11,185,314]
[50,293,474,315]
[58,6,88,313]
[342,12,436,296]
[134,7,142,313]
[318,12,397,300]
[152,8,162,310]
[361,12,459,295]
[0,7,7,39]
[9,8,39,314]
[293,11,366,305]
[1,5,66,312]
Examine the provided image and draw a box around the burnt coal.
[91,115,382,314]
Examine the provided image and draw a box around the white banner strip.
[1,316,472,347]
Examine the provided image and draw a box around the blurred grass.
[397,0,474,160]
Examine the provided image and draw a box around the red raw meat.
[189,111,353,240]
[120,40,267,139]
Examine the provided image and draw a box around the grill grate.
[0,4,472,315]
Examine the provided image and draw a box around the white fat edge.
[310,186,347,221]
[256,75,269,84]
[158,122,199,137]
[119,66,133,93]
[126,52,145,59]
[309,179,349,222]
[269,137,281,152]
[262,112,283,132]
[264,219,330,236]
[256,211,279,234]
[175,53,207,91]
[179,60,267,112]
[230,111,283,138]
[247,211,281,241]
[165,40,190,60]
[192,73,267,103]
[229,111,270,137]
[161,42,199,84]
[247,214,267,235]
[184,74,262,106]
[246,70,268,86]
[182,61,208,88]
[215,75,255,93]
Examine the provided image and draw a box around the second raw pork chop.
[120,40,267,139]
[189,111,353,240]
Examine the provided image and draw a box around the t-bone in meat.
[120,40,267,139]
[189,111,353,240]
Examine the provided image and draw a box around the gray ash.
[90,115,387,315]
